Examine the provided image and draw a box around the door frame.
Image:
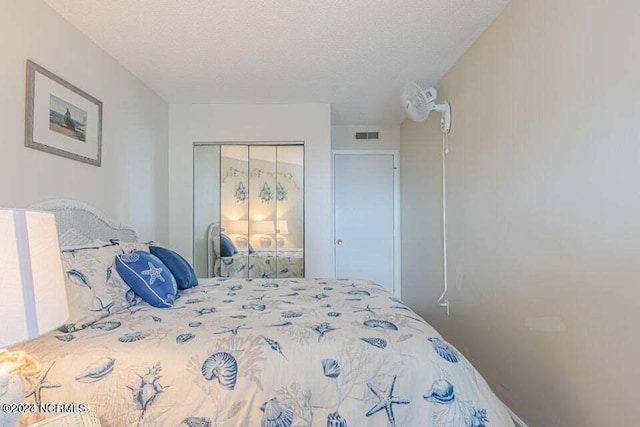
[332,150,401,299]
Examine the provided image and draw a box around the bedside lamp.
[276,220,289,249]
[251,221,276,249]
[0,210,69,427]
[225,220,249,249]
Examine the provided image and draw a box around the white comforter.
[18,278,513,427]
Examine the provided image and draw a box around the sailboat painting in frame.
[25,60,102,166]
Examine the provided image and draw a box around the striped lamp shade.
[0,210,68,348]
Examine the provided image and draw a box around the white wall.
[0,0,169,242]
[168,104,332,277]
[332,125,400,150]
[401,0,640,426]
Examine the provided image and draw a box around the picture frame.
[25,60,102,166]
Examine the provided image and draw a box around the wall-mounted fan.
[402,82,452,315]
[402,82,451,133]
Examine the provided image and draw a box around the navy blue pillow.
[149,246,198,289]
[115,251,177,308]
[220,233,238,257]
[248,243,256,254]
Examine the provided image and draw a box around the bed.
[208,223,305,279]
[15,200,513,427]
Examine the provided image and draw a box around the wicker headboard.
[29,199,139,249]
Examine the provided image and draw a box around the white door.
[334,153,397,295]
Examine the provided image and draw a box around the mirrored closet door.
[193,144,304,279]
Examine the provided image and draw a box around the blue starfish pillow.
[115,251,177,308]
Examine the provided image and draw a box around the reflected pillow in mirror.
[220,233,238,257]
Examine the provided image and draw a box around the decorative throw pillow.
[220,233,238,257]
[115,251,177,308]
[60,241,150,332]
[149,245,198,289]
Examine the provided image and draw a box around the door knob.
[336,239,343,245]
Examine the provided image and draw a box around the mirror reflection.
[193,144,304,279]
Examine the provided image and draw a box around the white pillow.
[59,241,149,332]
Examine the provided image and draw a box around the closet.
[193,144,304,279]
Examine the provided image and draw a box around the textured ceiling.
[44,0,509,125]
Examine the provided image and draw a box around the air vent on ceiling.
[355,131,380,140]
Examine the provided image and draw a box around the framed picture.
[25,60,102,166]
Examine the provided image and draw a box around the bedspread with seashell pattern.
[16,278,514,427]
